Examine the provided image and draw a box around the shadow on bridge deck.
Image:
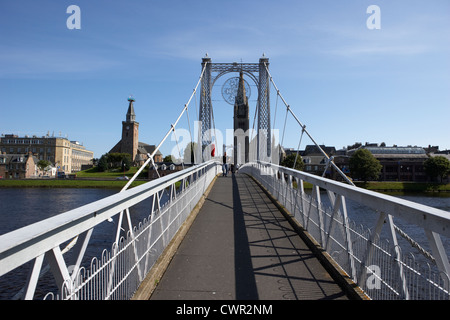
[146,173,354,300]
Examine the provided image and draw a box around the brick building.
[0,153,40,179]
[0,134,94,174]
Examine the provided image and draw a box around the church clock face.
[221,77,251,105]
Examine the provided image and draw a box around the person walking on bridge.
[222,152,228,177]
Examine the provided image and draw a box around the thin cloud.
[0,46,120,78]
[314,15,449,58]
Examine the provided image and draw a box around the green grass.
[75,166,143,178]
[0,166,151,188]
[354,181,450,193]
[287,179,448,194]
[0,163,192,189]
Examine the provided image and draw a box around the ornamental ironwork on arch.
[199,55,271,160]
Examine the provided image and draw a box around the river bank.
[354,181,450,194]
[1,178,449,194]
[0,178,147,189]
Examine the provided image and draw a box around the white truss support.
[304,185,316,231]
[425,229,450,285]
[358,212,386,287]
[69,229,93,281]
[125,208,143,282]
[114,210,125,245]
[386,214,409,300]
[324,192,356,281]
[24,254,45,300]
[45,247,72,298]
[315,186,326,247]
[144,195,158,272]
[340,196,357,282]
[325,192,342,251]
[295,178,306,227]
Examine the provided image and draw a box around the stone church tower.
[110,96,139,162]
[233,71,249,167]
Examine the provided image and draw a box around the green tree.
[424,156,450,182]
[108,153,131,169]
[96,153,131,172]
[97,154,109,172]
[163,155,173,162]
[281,154,304,171]
[349,148,382,182]
[120,154,131,171]
[37,160,52,173]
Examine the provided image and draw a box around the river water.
[0,188,449,299]
[0,188,156,299]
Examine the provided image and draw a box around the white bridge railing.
[0,160,221,300]
[241,161,450,300]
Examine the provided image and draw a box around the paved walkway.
[150,173,350,300]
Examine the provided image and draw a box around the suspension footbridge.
[0,55,449,300]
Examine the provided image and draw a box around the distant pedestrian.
[222,152,228,177]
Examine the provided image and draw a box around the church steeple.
[233,71,249,166]
[121,96,139,163]
[235,71,248,105]
[126,96,136,123]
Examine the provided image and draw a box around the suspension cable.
[120,61,209,192]
[210,99,218,159]
[263,63,435,262]
[263,62,354,186]
[251,100,258,141]
[293,125,305,170]
[272,90,279,133]
[171,124,184,170]
[186,105,194,163]
[280,105,289,163]
[280,104,289,152]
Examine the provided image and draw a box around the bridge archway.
[199,55,271,161]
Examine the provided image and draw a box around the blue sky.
[1,1,449,159]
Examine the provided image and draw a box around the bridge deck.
[149,173,350,300]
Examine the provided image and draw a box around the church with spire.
[233,71,250,167]
[109,97,162,165]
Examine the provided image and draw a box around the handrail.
[249,161,450,237]
[0,160,220,299]
[241,161,450,299]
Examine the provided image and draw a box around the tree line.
[281,149,450,183]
